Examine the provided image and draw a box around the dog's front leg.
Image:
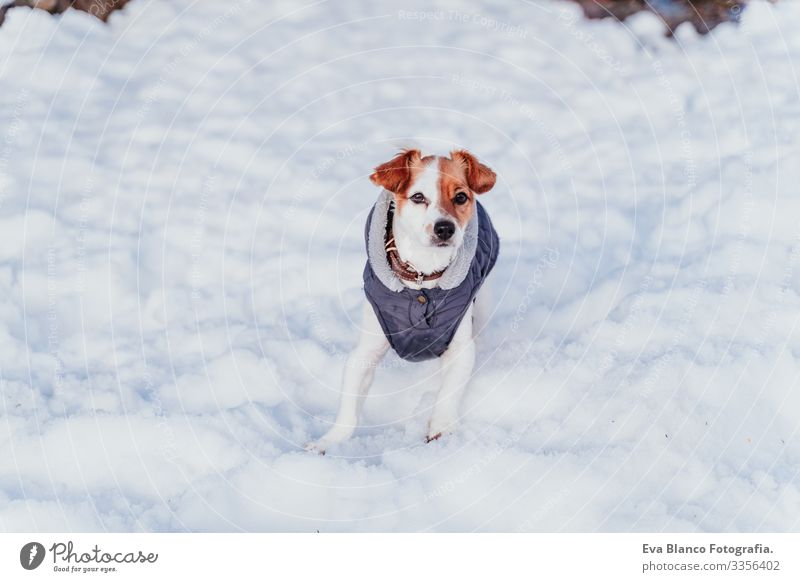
[306,301,389,454]
[426,305,476,442]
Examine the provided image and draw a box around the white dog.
[307,149,499,453]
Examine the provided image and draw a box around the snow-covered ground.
[1,0,799,532]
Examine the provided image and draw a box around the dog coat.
[363,190,500,362]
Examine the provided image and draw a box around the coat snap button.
[417,295,427,304]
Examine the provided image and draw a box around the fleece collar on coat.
[367,189,479,292]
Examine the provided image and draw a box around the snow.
[1,0,799,532]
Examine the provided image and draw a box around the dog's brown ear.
[369,149,421,193]
[451,150,496,194]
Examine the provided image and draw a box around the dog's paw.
[425,432,442,444]
[426,416,457,443]
[303,441,328,455]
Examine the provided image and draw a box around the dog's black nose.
[434,220,456,241]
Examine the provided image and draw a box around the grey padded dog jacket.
[363,190,500,362]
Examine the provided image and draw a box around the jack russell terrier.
[306,149,499,453]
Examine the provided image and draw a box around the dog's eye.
[409,192,426,204]
[453,192,469,205]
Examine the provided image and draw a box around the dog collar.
[384,235,444,285]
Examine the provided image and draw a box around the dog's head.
[369,149,496,249]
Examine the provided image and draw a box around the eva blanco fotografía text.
[643,543,772,557]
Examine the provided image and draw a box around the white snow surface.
[1,0,800,532]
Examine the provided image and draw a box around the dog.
[306,149,499,454]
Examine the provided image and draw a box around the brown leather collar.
[385,232,445,285]
[384,202,445,285]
